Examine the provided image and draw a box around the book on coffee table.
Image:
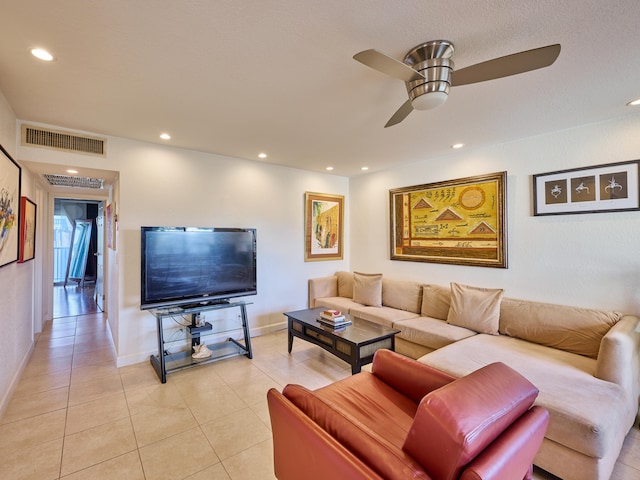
[316,317,352,329]
[320,309,346,322]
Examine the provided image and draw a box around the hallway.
[53,285,100,319]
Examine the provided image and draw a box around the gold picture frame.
[305,192,344,262]
[390,171,507,268]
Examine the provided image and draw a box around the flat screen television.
[140,226,257,310]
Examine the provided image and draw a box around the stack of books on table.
[317,309,352,329]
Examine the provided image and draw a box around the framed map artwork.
[389,171,507,268]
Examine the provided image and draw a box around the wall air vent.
[43,174,104,189]
[22,125,106,157]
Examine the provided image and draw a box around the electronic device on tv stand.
[140,226,257,310]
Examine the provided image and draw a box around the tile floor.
[1,312,638,480]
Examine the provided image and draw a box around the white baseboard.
[0,341,35,420]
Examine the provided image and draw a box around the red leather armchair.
[267,350,549,480]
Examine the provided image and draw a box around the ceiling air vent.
[43,174,104,189]
[22,125,106,157]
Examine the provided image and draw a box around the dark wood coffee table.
[284,307,400,374]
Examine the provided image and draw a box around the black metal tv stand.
[149,301,253,383]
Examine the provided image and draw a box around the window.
[53,214,73,283]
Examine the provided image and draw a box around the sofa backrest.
[499,298,621,359]
[420,284,621,359]
[336,271,354,298]
[382,278,423,314]
[421,284,452,319]
[336,272,422,314]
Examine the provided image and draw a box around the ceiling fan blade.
[451,44,561,87]
[385,99,414,128]
[354,49,424,82]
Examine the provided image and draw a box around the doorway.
[53,198,104,318]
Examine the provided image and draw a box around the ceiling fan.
[353,40,561,127]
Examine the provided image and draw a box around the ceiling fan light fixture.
[411,91,449,110]
[406,56,453,111]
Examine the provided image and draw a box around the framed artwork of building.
[304,192,344,262]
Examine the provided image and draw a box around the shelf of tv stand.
[149,301,253,383]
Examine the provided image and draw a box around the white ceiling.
[1,0,639,178]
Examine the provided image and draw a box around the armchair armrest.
[595,315,640,407]
[267,388,383,480]
[308,275,338,308]
[460,406,549,480]
[371,349,455,404]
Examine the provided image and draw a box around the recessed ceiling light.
[627,98,640,106]
[258,153,267,159]
[160,133,171,140]
[31,48,53,61]
[361,166,369,171]
[326,166,334,171]
[451,143,465,149]
[66,169,78,174]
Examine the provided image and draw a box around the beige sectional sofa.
[308,271,640,480]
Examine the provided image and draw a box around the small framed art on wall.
[533,160,640,216]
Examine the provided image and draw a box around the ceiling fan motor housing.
[404,40,454,110]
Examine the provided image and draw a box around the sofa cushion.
[314,372,420,443]
[283,383,429,480]
[421,284,451,320]
[418,334,634,460]
[403,362,538,480]
[446,283,503,335]
[394,317,476,350]
[499,298,621,359]
[336,271,354,298]
[382,278,422,313]
[314,296,363,314]
[353,272,383,307]
[350,305,419,328]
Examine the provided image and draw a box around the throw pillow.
[446,282,503,335]
[353,272,383,307]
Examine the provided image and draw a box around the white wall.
[110,139,350,365]
[350,112,640,314]
[0,90,36,416]
[18,134,350,367]
[10,106,640,377]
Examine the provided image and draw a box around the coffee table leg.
[288,330,293,353]
[351,346,360,375]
